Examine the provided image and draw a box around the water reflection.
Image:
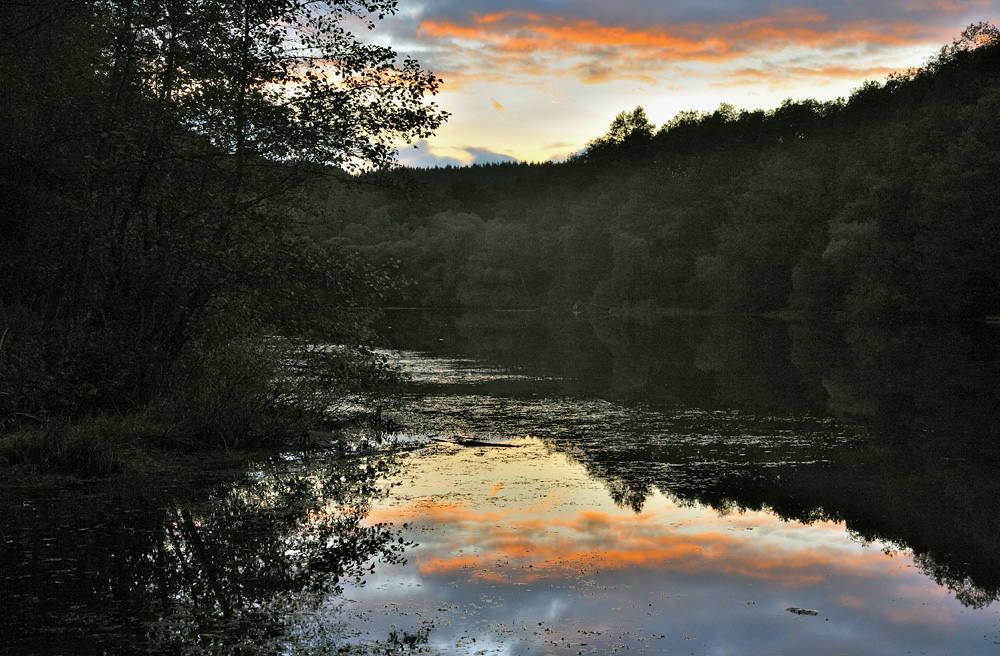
[385,310,1000,445]
[345,436,998,655]
[380,311,1000,618]
[791,319,1000,446]
[5,311,998,654]
[0,451,410,655]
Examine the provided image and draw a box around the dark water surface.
[3,311,999,654]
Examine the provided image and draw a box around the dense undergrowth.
[0,337,402,476]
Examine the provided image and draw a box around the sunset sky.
[365,1,999,167]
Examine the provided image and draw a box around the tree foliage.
[578,106,655,161]
[0,1,446,431]
[310,23,1000,319]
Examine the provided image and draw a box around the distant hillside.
[305,23,1000,317]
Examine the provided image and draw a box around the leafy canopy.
[579,106,656,160]
[0,1,449,422]
[88,0,448,172]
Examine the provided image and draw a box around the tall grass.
[0,417,138,476]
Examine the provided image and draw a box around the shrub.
[148,335,400,450]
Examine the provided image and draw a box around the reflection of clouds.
[884,605,957,627]
[367,438,904,593]
[346,433,997,655]
[840,583,959,626]
[404,501,898,589]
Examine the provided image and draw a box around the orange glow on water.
[364,438,909,594]
[345,420,997,653]
[400,506,901,589]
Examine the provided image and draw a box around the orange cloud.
[418,11,737,62]
[711,63,903,89]
[417,9,938,70]
[787,64,905,81]
[411,8,956,94]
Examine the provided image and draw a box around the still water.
[2,311,999,654]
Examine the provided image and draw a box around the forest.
[308,22,1000,319]
[3,8,998,654]
[0,0,446,462]
[1,8,997,464]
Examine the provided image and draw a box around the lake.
[2,310,999,654]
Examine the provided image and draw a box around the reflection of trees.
[588,316,713,404]
[914,553,998,610]
[790,319,1000,452]
[407,309,999,453]
[392,310,826,412]
[783,320,1000,608]
[386,309,1000,609]
[689,317,825,414]
[566,429,1000,609]
[144,455,412,653]
[600,470,655,513]
[1,451,415,655]
[526,314,1000,608]
[777,438,1000,610]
